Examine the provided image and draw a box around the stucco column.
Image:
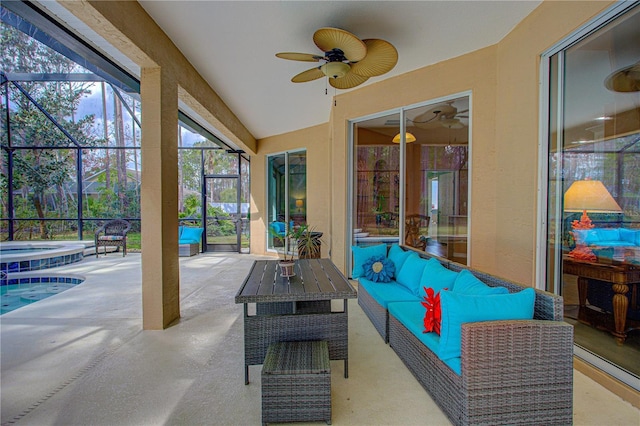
[140,67,180,329]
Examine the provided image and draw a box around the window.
[350,94,470,266]
[542,3,639,389]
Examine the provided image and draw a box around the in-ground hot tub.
[0,242,86,275]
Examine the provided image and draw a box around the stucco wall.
[255,0,614,286]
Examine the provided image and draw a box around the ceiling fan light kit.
[321,62,351,79]
[392,132,416,143]
[604,61,640,92]
[276,27,398,89]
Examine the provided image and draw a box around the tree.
[1,23,97,238]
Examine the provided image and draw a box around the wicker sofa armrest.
[460,320,574,424]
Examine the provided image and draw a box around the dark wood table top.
[235,258,356,304]
[562,255,640,284]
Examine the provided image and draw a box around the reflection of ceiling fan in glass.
[276,27,398,89]
[411,102,469,129]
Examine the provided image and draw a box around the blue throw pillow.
[452,269,509,295]
[396,253,429,295]
[419,258,458,295]
[387,244,412,278]
[438,288,536,360]
[362,255,395,283]
[352,244,388,279]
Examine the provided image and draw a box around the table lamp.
[564,179,622,260]
[295,199,304,212]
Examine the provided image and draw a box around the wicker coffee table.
[235,258,357,384]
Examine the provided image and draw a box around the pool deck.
[1,252,639,425]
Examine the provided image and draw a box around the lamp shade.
[392,132,416,143]
[295,199,304,208]
[564,179,622,213]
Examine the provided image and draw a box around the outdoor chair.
[95,219,131,257]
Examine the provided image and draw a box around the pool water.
[1,276,85,315]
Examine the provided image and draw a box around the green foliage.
[179,194,201,218]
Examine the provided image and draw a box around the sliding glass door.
[266,150,306,251]
[542,3,639,389]
[350,94,470,265]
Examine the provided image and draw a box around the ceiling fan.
[411,103,469,130]
[276,27,398,89]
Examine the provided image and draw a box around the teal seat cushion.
[352,244,388,278]
[596,240,629,247]
[438,288,536,361]
[396,253,429,295]
[359,278,419,308]
[452,269,508,295]
[419,258,458,295]
[387,244,413,278]
[179,227,203,244]
[388,301,461,375]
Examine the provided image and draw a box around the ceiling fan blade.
[350,39,398,77]
[291,67,325,83]
[276,52,323,62]
[329,72,369,89]
[412,104,457,129]
[313,27,366,61]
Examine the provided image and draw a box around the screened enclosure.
[1,11,249,252]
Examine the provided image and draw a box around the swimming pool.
[1,273,85,314]
[0,242,88,314]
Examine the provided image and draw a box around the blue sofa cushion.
[419,258,458,295]
[359,278,419,308]
[388,301,461,375]
[574,228,640,247]
[438,288,536,361]
[595,228,620,242]
[619,228,638,244]
[387,244,413,278]
[352,244,388,278]
[396,253,429,295]
[270,221,286,236]
[452,270,509,295]
[179,227,203,244]
[362,255,395,283]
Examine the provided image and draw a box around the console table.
[563,255,640,344]
[235,258,357,383]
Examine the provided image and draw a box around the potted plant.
[269,222,298,277]
[296,225,323,259]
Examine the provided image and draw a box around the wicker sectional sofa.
[354,244,574,426]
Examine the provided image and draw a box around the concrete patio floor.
[1,252,639,425]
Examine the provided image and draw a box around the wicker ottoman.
[261,340,331,425]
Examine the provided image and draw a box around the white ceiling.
[135,1,542,140]
[42,1,542,141]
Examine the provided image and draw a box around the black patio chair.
[95,219,131,257]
